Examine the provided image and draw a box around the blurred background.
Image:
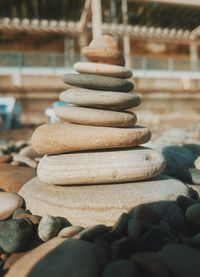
[0,0,199,144]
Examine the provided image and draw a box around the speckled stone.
[74,62,132,79]
[62,74,134,92]
[37,147,165,185]
[31,123,151,155]
[59,88,140,110]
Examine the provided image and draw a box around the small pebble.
[176,195,195,212]
[73,224,110,241]
[161,244,200,277]
[0,219,33,253]
[12,154,38,169]
[110,237,134,260]
[15,213,41,226]
[127,218,143,240]
[133,204,161,224]
[38,215,71,241]
[131,252,172,277]
[113,213,130,235]
[12,208,31,218]
[58,225,84,238]
[103,259,137,277]
[0,192,23,220]
[185,203,200,228]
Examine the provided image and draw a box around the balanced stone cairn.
[19,35,187,227]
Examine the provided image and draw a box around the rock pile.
[18,35,192,225]
[3,194,200,277]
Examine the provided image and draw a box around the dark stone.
[113,213,131,235]
[136,226,179,252]
[149,201,187,233]
[131,252,173,277]
[95,229,122,244]
[0,219,33,253]
[161,244,200,277]
[189,168,200,185]
[162,144,200,184]
[12,208,31,219]
[127,219,144,240]
[73,224,110,241]
[28,239,102,277]
[176,195,195,212]
[62,74,134,92]
[102,259,138,277]
[110,237,135,260]
[132,204,161,225]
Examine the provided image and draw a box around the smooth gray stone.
[0,219,33,253]
[62,74,134,92]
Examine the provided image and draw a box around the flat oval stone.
[0,192,23,220]
[37,147,165,185]
[54,106,137,127]
[31,123,151,155]
[74,62,132,79]
[19,176,190,227]
[62,74,134,92]
[59,88,141,110]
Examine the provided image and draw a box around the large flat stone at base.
[19,176,190,227]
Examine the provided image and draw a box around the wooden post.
[190,40,198,71]
[122,0,131,68]
[91,0,102,38]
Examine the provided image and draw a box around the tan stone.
[19,176,190,227]
[31,123,151,155]
[74,62,132,79]
[37,147,165,185]
[0,192,23,220]
[54,106,137,127]
[59,88,140,110]
[0,164,36,193]
[82,35,125,66]
[5,238,66,277]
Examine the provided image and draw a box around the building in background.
[0,0,199,124]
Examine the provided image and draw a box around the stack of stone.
[19,35,188,227]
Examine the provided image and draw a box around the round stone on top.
[82,35,125,66]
